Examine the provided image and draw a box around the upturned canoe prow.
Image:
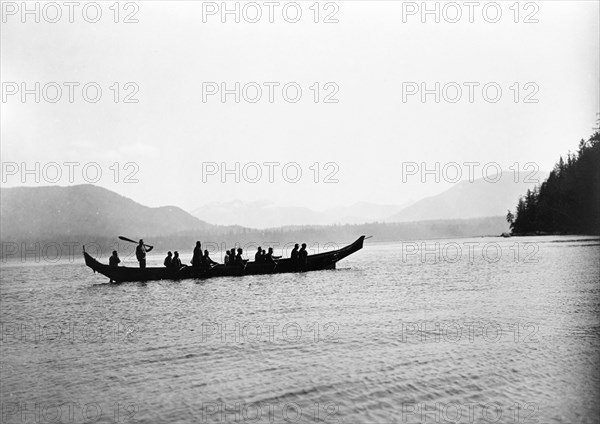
[83,236,367,283]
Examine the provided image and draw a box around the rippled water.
[1,236,599,424]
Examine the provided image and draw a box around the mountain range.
[190,173,543,228]
[0,185,212,240]
[0,172,537,245]
[385,172,545,223]
[191,200,411,228]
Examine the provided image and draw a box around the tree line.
[508,130,600,235]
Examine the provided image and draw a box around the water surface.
[1,236,599,423]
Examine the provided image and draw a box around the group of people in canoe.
[108,239,310,270]
[250,246,281,264]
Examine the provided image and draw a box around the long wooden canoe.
[83,236,366,283]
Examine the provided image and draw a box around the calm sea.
[1,236,599,424]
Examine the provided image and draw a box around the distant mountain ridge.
[0,177,533,240]
[385,173,546,223]
[0,185,213,239]
[0,185,511,260]
[191,200,410,228]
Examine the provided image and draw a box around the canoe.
[83,236,366,283]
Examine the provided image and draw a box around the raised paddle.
[118,236,154,249]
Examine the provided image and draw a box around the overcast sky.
[1,1,598,211]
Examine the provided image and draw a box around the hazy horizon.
[0,166,544,215]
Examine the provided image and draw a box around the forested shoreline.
[509,131,600,235]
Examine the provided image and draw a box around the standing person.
[136,239,153,268]
[172,251,182,270]
[109,251,121,267]
[255,246,263,263]
[299,243,308,270]
[290,243,300,266]
[192,241,202,268]
[164,251,173,268]
[290,244,299,259]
